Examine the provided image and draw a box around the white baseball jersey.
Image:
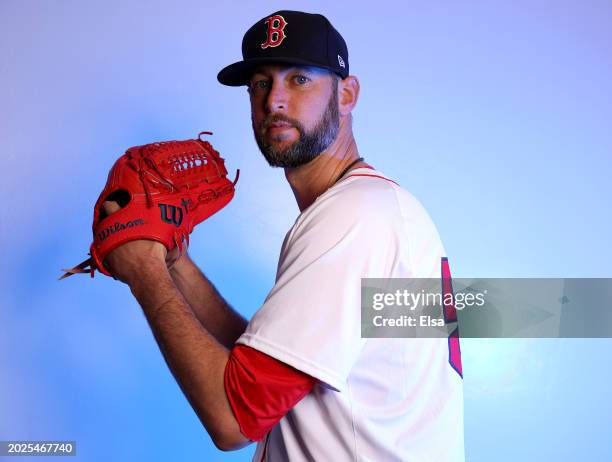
[236,167,465,461]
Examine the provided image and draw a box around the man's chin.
[261,148,320,169]
[261,149,294,168]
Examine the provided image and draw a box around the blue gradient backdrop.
[1,1,611,461]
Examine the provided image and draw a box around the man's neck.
[284,117,368,212]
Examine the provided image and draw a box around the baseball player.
[99,10,465,461]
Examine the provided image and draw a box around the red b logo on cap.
[261,15,288,49]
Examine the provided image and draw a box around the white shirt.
[236,168,465,461]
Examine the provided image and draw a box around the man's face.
[248,65,339,168]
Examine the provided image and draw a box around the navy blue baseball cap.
[217,10,349,86]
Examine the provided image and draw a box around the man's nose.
[265,80,288,114]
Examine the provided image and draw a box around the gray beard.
[252,88,339,168]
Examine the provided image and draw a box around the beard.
[252,86,340,168]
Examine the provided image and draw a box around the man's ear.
[338,76,360,117]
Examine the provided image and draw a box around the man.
[103,10,465,461]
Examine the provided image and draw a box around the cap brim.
[217,57,342,86]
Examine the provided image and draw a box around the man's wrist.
[123,257,169,289]
[103,239,168,284]
[127,260,180,315]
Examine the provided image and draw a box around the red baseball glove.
[60,132,238,279]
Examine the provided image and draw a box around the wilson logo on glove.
[59,132,239,279]
[159,204,184,227]
[97,219,146,242]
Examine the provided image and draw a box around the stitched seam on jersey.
[343,173,399,185]
[357,175,413,400]
[237,333,346,391]
[387,182,412,275]
[347,377,359,462]
[386,186,414,397]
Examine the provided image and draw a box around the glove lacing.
[134,155,177,208]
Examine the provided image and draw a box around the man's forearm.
[127,260,248,450]
[169,253,248,349]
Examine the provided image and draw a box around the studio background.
[1,0,610,460]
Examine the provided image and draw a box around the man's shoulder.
[286,168,443,256]
[311,168,430,224]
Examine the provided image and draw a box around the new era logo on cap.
[217,10,350,86]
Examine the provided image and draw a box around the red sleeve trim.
[344,173,399,185]
[224,344,317,442]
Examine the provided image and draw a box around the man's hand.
[101,200,184,284]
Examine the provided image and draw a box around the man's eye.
[294,75,310,85]
[251,80,268,90]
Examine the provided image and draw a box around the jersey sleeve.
[224,344,317,442]
[235,179,404,392]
